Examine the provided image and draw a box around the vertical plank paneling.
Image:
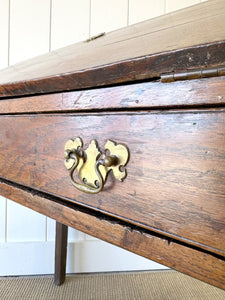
[9,0,50,65]
[7,201,46,242]
[47,218,56,242]
[166,0,200,13]
[51,0,90,51]
[0,197,6,242]
[68,240,167,273]
[129,0,164,25]
[0,243,55,275]
[68,226,84,242]
[0,0,9,70]
[90,0,128,36]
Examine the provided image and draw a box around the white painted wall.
[0,0,206,276]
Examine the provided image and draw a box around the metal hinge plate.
[161,66,225,83]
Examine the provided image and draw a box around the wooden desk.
[0,0,225,290]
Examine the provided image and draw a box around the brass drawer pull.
[64,138,129,194]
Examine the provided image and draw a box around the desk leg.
[54,222,68,286]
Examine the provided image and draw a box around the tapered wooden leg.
[54,221,68,286]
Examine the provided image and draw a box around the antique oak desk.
[0,0,225,290]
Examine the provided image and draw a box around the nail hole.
[83,178,87,184]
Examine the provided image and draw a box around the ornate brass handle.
[64,138,129,194]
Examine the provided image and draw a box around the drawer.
[0,109,225,254]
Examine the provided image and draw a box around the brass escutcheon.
[64,138,129,194]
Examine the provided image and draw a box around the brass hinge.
[161,66,225,83]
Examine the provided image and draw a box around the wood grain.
[1,77,225,114]
[0,0,225,97]
[0,180,224,290]
[0,41,224,99]
[54,222,68,286]
[0,110,224,254]
[0,0,224,289]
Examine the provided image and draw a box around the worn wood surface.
[1,77,225,114]
[0,42,225,99]
[54,222,68,286]
[0,0,225,97]
[0,180,224,290]
[0,109,225,254]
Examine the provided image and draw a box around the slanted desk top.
[0,0,225,290]
[0,0,225,97]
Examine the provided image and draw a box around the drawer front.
[0,110,225,253]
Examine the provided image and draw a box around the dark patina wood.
[0,41,225,98]
[0,77,225,114]
[0,0,225,291]
[54,222,68,286]
[0,179,225,290]
[0,109,225,255]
